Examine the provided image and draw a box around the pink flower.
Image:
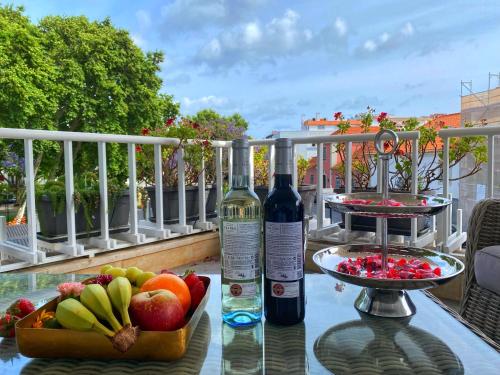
[141,128,150,136]
[135,145,142,153]
[165,118,174,126]
[57,282,85,299]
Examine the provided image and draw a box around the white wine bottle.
[220,138,262,326]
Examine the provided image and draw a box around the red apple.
[129,289,185,331]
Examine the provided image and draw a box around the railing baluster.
[457,208,463,238]
[316,143,324,231]
[98,142,109,242]
[138,143,170,239]
[113,143,145,244]
[249,146,255,191]
[228,146,233,188]
[268,144,275,190]
[199,156,206,223]
[154,144,164,230]
[128,144,139,236]
[177,147,186,227]
[487,135,494,198]
[410,138,419,245]
[441,137,450,249]
[292,143,298,189]
[88,142,116,250]
[216,147,223,212]
[63,141,78,255]
[24,139,38,263]
[195,155,212,230]
[345,141,352,234]
[376,138,383,243]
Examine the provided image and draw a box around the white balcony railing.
[1,125,500,270]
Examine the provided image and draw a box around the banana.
[55,298,115,337]
[107,277,132,326]
[80,284,123,332]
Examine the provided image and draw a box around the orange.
[141,274,191,314]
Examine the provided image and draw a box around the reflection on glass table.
[314,313,463,375]
[222,322,263,374]
[0,273,499,374]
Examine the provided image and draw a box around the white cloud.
[358,22,415,55]
[334,17,347,36]
[243,22,262,45]
[183,95,228,108]
[304,29,313,41]
[131,33,146,47]
[136,9,151,29]
[160,0,267,36]
[363,40,377,52]
[201,38,222,59]
[195,8,315,69]
[401,22,414,36]
[379,32,390,43]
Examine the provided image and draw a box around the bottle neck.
[232,174,250,189]
[232,146,250,189]
[274,174,293,188]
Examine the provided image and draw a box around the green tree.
[0,5,58,132]
[0,6,179,220]
[297,156,309,185]
[0,5,60,220]
[38,15,175,182]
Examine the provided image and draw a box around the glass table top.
[0,273,499,374]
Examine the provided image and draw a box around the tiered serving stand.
[314,129,464,317]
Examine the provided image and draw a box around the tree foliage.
[0,5,180,186]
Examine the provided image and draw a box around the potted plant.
[332,108,487,236]
[253,147,316,215]
[137,111,247,224]
[35,173,130,242]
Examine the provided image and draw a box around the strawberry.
[183,270,201,289]
[189,280,205,312]
[7,298,35,319]
[0,313,18,338]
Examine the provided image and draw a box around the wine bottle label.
[223,221,261,280]
[229,282,257,298]
[271,281,300,298]
[265,221,303,281]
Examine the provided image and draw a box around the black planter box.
[36,192,130,242]
[146,185,216,225]
[254,184,317,216]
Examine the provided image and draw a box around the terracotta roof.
[304,119,364,126]
[425,113,460,129]
[332,126,380,135]
[308,156,317,168]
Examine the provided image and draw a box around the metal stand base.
[355,288,416,318]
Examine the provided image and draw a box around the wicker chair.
[460,199,500,344]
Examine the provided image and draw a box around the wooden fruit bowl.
[16,276,211,361]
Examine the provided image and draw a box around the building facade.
[459,85,500,228]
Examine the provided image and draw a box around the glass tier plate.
[324,192,451,218]
[313,244,464,291]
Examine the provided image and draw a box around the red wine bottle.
[263,138,305,325]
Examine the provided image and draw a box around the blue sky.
[7,0,500,138]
